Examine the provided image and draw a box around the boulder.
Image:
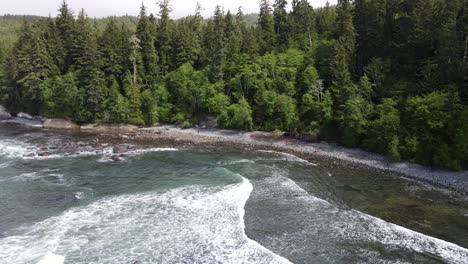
[43,119,80,130]
[5,117,42,127]
[198,116,218,129]
[113,145,129,154]
[81,123,139,133]
[17,112,33,120]
[0,105,11,119]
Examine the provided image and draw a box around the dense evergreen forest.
[0,0,467,170]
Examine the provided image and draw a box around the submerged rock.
[111,155,125,162]
[43,119,80,130]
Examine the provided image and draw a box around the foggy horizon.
[1,0,337,19]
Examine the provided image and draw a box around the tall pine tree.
[258,0,276,54]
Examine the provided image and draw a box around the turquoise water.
[0,123,467,263]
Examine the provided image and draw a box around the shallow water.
[0,124,467,264]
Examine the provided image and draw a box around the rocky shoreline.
[1,109,467,194]
[129,126,468,195]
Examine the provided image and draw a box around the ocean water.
[0,123,467,264]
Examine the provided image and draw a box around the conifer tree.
[290,0,316,48]
[236,7,259,56]
[273,0,289,50]
[74,10,107,122]
[98,19,123,79]
[315,1,336,35]
[330,0,356,92]
[123,72,144,124]
[224,10,241,79]
[136,4,159,88]
[15,22,58,114]
[258,0,276,54]
[171,3,202,69]
[156,0,173,75]
[55,0,75,72]
[44,17,66,71]
[209,5,226,81]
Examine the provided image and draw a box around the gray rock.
[111,155,125,162]
[4,117,42,127]
[113,145,129,154]
[198,116,218,128]
[81,123,138,133]
[0,105,11,119]
[43,119,80,130]
[17,112,33,120]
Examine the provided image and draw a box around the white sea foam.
[0,140,37,158]
[73,192,84,200]
[0,172,41,183]
[257,150,318,166]
[259,174,468,264]
[0,178,291,264]
[1,118,42,127]
[124,147,179,155]
[0,161,13,168]
[218,159,256,166]
[36,252,64,264]
[97,147,178,163]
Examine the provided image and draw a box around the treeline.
[0,0,467,170]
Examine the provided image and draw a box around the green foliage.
[273,0,289,50]
[136,4,159,87]
[363,98,400,160]
[40,72,80,119]
[339,95,371,147]
[225,98,253,131]
[258,0,276,54]
[2,0,467,170]
[104,77,130,123]
[123,73,144,125]
[156,0,174,75]
[141,89,159,126]
[401,91,463,169]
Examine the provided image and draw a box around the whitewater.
[0,123,467,263]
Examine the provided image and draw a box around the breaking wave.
[0,178,291,264]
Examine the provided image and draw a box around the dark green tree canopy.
[1,0,466,170]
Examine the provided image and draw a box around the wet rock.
[33,116,46,122]
[52,193,77,202]
[0,105,11,119]
[43,119,79,130]
[198,116,218,128]
[3,117,42,127]
[24,153,36,158]
[17,112,33,120]
[81,123,138,133]
[113,145,129,154]
[111,155,125,162]
[38,152,50,157]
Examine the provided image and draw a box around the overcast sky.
[1,0,338,18]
